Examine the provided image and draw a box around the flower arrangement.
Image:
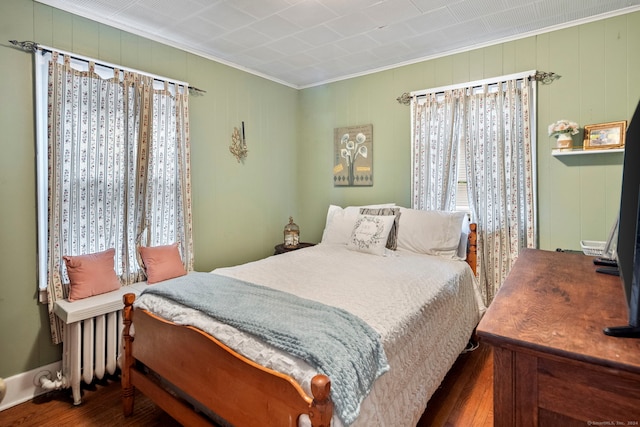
[340,132,368,186]
[548,120,580,137]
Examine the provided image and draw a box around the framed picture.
[333,124,373,186]
[583,120,627,150]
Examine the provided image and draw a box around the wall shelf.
[552,148,624,156]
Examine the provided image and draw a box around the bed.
[121,207,485,427]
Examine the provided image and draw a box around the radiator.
[62,311,123,404]
[53,283,146,405]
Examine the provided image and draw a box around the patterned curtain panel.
[46,53,193,344]
[411,77,536,306]
[410,89,465,211]
[464,79,536,304]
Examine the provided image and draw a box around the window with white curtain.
[34,48,194,344]
[410,71,538,304]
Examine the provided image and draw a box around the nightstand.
[274,242,315,255]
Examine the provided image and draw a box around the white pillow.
[347,214,396,256]
[396,208,466,259]
[321,203,395,245]
[359,207,401,250]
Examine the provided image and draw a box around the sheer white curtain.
[464,78,536,303]
[411,89,465,211]
[38,51,193,344]
[410,73,537,304]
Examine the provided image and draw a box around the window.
[35,48,193,343]
[411,71,538,304]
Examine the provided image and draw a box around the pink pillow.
[63,248,121,301]
[139,243,187,284]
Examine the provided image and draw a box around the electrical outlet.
[0,377,6,403]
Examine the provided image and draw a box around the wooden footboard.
[122,293,333,427]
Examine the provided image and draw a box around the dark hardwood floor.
[1,343,492,426]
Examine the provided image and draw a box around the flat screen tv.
[603,99,640,338]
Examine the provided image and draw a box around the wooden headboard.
[466,223,478,276]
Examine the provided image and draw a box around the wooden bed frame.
[122,223,477,427]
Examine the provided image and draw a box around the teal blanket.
[141,272,389,426]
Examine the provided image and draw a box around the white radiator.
[62,311,123,403]
[53,283,146,405]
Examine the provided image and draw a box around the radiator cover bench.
[54,283,147,405]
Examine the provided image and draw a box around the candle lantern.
[283,217,300,248]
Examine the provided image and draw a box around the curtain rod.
[9,40,206,96]
[396,69,560,105]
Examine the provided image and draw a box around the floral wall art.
[333,124,373,186]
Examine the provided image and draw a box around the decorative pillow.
[63,248,121,301]
[347,214,396,256]
[396,208,466,259]
[139,243,187,284]
[321,203,395,245]
[359,207,401,250]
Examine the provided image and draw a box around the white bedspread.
[135,243,486,427]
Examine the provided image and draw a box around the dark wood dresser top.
[477,248,640,374]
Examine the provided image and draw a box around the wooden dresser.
[477,248,640,426]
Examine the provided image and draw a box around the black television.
[603,99,640,338]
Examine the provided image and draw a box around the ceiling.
[36,0,640,88]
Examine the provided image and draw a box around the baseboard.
[0,360,62,412]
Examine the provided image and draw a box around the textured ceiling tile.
[33,0,640,87]
[322,0,384,15]
[364,0,422,26]
[483,3,540,31]
[403,7,457,34]
[442,18,491,40]
[276,51,318,68]
[265,35,314,56]
[305,43,350,62]
[227,0,292,19]
[338,34,381,54]
[250,14,303,39]
[446,0,507,23]
[276,0,338,29]
[240,45,287,63]
[411,0,459,13]
[217,27,270,49]
[370,40,413,61]
[170,15,227,40]
[113,4,172,32]
[201,37,246,58]
[72,0,135,15]
[295,25,342,46]
[367,22,415,45]
[198,2,257,30]
[325,11,379,38]
[402,29,451,53]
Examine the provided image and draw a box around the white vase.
[556,133,573,149]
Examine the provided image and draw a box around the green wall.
[1,0,639,381]
[0,0,298,378]
[296,12,640,252]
